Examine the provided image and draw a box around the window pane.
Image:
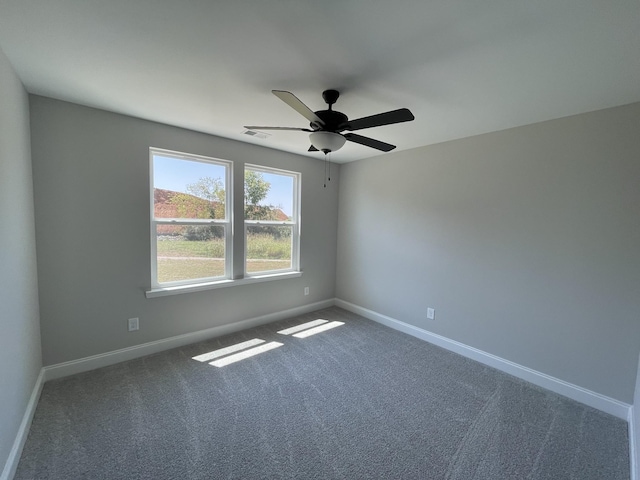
[153,155,226,220]
[244,170,293,221]
[156,225,225,283]
[246,225,292,273]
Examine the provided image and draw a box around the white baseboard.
[0,369,45,480]
[335,298,631,420]
[630,352,640,480]
[44,299,334,381]
[630,405,637,480]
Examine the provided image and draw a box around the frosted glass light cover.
[309,131,346,153]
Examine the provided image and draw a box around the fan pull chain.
[324,154,327,188]
[323,152,332,188]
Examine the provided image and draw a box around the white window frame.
[244,164,301,277]
[149,148,232,289]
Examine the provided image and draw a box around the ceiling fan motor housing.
[309,89,348,132]
[312,109,348,132]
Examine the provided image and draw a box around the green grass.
[158,258,225,283]
[245,234,291,259]
[246,259,291,273]
[157,234,291,260]
[157,238,224,258]
[157,234,292,282]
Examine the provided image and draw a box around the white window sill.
[145,271,302,298]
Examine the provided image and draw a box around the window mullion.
[231,160,245,279]
[244,220,294,225]
[153,219,227,225]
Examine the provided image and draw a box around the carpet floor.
[15,307,630,479]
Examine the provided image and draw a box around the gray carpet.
[15,307,630,479]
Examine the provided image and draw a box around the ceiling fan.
[245,90,415,154]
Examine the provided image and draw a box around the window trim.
[149,147,233,289]
[145,271,302,298]
[244,164,301,277]
[146,151,303,297]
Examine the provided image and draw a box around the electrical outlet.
[427,308,435,320]
[128,317,139,331]
[304,287,310,296]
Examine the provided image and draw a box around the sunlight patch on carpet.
[209,342,284,367]
[277,319,328,335]
[192,338,265,362]
[293,321,345,338]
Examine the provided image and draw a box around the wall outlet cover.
[128,317,139,331]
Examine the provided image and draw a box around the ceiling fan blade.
[344,133,396,152]
[343,108,414,131]
[244,125,313,132]
[308,145,319,152]
[272,90,325,128]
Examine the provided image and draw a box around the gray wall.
[336,103,640,403]
[0,48,42,472]
[29,96,339,366]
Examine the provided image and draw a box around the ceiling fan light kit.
[245,89,415,155]
[309,131,346,153]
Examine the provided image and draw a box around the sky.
[153,154,294,216]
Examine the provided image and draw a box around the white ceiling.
[1,0,639,163]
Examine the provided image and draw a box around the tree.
[243,170,289,239]
[244,170,270,207]
[170,176,225,240]
[170,176,225,219]
[244,170,281,221]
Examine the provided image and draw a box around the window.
[245,165,300,275]
[148,149,301,296]
[150,148,231,288]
